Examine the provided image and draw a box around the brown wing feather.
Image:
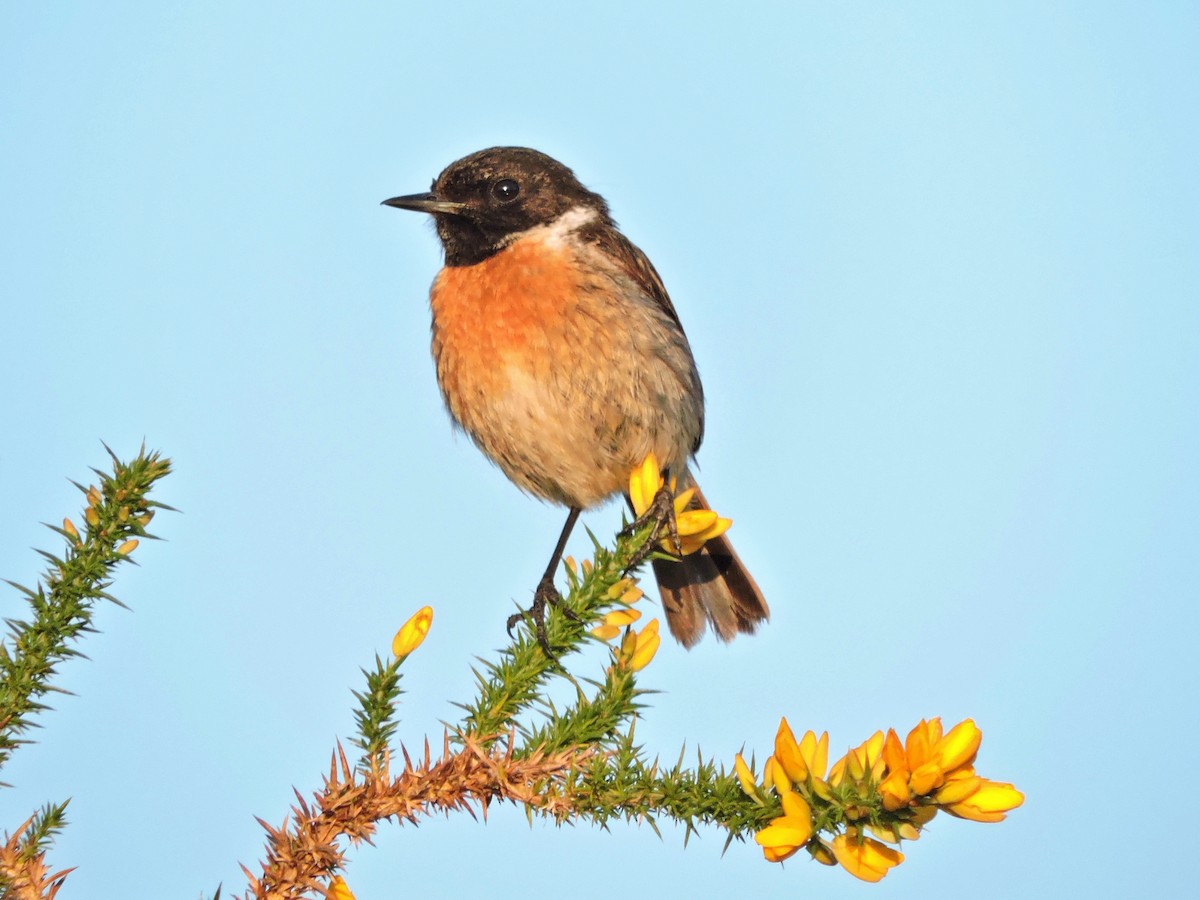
[585,223,704,452]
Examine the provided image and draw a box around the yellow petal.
[392,605,433,657]
[591,624,621,641]
[629,453,662,516]
[604,607,642,627]
[944,781,1025,822]
[762,843,801,863]
[619,586,644,604]
[780,789,813,826]
[774,719,809,784]
[928,717,944,745]
[605,578,635,599]
[329,876,356,900]
[879,769,912,811]
[832,833,905,883]
[675,508,719,536]
[863,730,885,767]
[763,756,791,793]
[827,755,847,787]
[934,774,983,805]
[672,487,696,514]
[799,730,829,779]
[905,719,933,769]
[909,761,945,796]
[932,718,982,773]
[628,619,661,671]
[882,728,907,775]
[755,819,811,853]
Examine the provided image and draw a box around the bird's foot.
[506,572,579,661]
[622,484,682,568]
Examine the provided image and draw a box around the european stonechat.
[385,147,768,648]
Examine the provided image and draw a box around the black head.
[383,147,612,266]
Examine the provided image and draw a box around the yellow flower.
[328,876,356,900]
[754,789,814,863]
[618,619,660,671]
[831,831,905,882]
[392,605,433,657]
[942,779,1025,823]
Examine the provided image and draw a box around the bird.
[383,146,768,648]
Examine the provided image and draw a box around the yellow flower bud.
[809,839,837,866]
[733,753,757,796]
[63,518,79,540]
[85,507,100,526]
[116,539,138,555]
[392,606,433,657]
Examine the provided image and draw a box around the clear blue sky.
[2,3,1196,897]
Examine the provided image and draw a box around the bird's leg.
[507,507,582,658]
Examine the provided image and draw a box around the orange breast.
[431,236,578,382]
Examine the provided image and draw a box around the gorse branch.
[243,453,1023,897]
[0,445,171,769]
[0,445,171,899]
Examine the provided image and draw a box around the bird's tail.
[649,475,769,648]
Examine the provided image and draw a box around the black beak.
[381,192,467,215]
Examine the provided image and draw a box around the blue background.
[2,3,1196,897]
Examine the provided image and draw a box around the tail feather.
[648,480,769,648]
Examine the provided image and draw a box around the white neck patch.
[509,205,599,250]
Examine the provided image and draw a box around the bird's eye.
[491,178,520,202]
